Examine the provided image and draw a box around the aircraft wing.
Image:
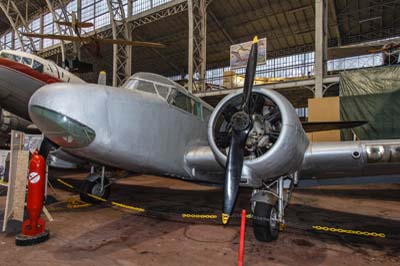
[301,120,367,132]
[57,21,94,28]
[21,33,91,42]
[22,33,165,48]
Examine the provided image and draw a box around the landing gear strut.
[251,174,297,242]
[80,166,111,203]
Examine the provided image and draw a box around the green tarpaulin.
[340,65,400,140]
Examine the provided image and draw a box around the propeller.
[222,36,258,225]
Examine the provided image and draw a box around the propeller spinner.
[222,36,258,224]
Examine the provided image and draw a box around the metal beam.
[45,0,76,65]
[107,0,132,87]
[328,0,341,46]
[193,76,340,98]
[0,0,37,52]
[188,0,207,92]
[208,10,233,45]
[314,0,328,98]
[130,0,188,29]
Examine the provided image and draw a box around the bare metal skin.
[28,72,400,187]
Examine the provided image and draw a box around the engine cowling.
[207,89,309,187]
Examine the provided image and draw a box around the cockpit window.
[30,106,95,149]
[136,80,156,94]
[203,107,212,121]
[32,60,44,73]
[155,84,170,98]
[21,57,32,66]
[124,79,157,94]
[171,89,192,113]
[0,52,21,63]
[192,100,202,118]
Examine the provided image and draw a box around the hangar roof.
[0,0,399,77]
[129,0,400,76]
[0,0,48,33]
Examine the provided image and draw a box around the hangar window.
[155,84,170,99]
[32,60,44,73]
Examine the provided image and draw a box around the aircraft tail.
[98,71,107,85]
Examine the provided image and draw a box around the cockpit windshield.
[123,78,171,99]
[0,52,21,63]
[125,79,157,94]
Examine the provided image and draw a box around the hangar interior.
[0,0,399,265]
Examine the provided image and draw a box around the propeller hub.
[231,111,251,132]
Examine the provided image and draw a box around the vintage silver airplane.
[28,37,400,242]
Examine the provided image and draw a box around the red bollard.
[16,150,49,246]
[238,209,247,266]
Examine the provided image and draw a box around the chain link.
[312,225,386,238]
[55,178,387,238]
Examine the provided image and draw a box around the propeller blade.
[222,126,248,224]
[222,36,259,225]
[98,38,166,48]
[241,36,259,113]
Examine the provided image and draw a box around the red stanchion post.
[238,209,246,266]
[15,151,49,246]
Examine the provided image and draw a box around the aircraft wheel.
[253,202,279,242]
[80,177,110,203]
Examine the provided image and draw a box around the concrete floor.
[0,169,399,266]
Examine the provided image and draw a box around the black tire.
[80,178,110,203]
[253,202,279,242]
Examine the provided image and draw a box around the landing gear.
[251,174,296,242]
[253,202,279,241]
[80,166,111,203]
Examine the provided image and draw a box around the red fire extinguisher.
[16,150,49,246]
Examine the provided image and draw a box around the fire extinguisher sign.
[29,172,41,184]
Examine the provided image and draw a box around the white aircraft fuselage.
[0,50,84,120]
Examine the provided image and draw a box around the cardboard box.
[307,96,340,142]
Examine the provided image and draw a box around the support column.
[314,0,328,98]
[45,0,76,65]
[188,0,207,93]
[107,0,132,87]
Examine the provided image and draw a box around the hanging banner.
[230,37,267,69]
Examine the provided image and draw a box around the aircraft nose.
[28,83,103,149]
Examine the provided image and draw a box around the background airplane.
[0,49,84,121]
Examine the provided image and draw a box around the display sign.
[0,149,9,181]
[230,37,267,69]
[23,134,43,154]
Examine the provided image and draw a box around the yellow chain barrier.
[57,178,74,189]
[54,178,388,238]
[111,201,145,212]
[312,225,385,238]
[181,213,218,219]
[67,198,92,209]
